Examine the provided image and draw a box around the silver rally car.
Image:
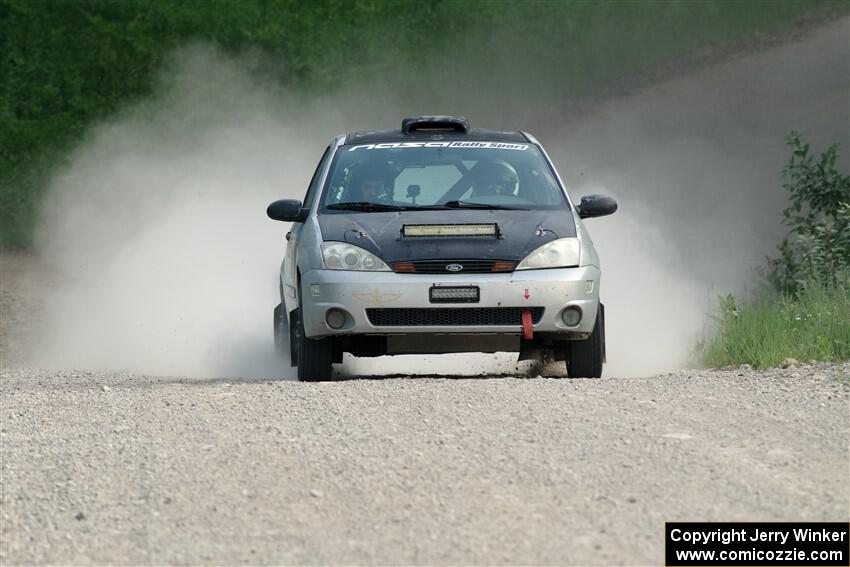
[268,116,617,381]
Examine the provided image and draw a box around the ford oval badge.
[445,263,464,272]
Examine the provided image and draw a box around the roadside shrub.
[699,133,850,369]
[767,132,850,296]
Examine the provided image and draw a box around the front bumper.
[299,266,601,339]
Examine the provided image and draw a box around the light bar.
[403,224,498,237]
[429,286,480,303]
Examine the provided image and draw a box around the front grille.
[391,259,516,274]
[366,307,544,327]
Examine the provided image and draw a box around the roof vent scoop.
[401,116,469,134]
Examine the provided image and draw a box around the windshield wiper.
[326,201,406,212]
[326,201,451,212]
[326,201,527,212]
[442,200,528,210]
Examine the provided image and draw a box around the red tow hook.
[521,308,534,341]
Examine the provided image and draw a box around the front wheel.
[295,307,335,382]
[567,303,605,378]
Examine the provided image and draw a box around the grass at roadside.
[698,275,850,369]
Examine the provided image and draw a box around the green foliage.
[767,132,850,295]
[698,273,850,369]
[700,133,850,369]
[0,0,843,246]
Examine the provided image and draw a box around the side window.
[302,146,331,208]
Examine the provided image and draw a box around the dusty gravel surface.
[2,365,848,565]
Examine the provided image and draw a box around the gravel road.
[1,365,848,565]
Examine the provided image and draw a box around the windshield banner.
[348,141,529,151]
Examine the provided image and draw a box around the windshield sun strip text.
[348,141,529,151]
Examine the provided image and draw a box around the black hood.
[317,209,576,263]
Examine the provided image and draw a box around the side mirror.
[576,194,618,219]
[267,199,308,222]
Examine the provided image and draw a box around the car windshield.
[319,142,568,211]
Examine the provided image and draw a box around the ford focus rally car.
[268,116,617,381]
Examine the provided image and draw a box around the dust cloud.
[32,18,849,378]
[36,45,326,378]
[542,16,849,375]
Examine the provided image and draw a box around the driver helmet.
[474,162,518,196]
[348,165,390,202]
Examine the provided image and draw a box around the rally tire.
[289,309,299,366]
[567,303,605,378]
[295,307,335,382]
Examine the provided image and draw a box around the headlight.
[321,242,390,271]
[516,238,580,270]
